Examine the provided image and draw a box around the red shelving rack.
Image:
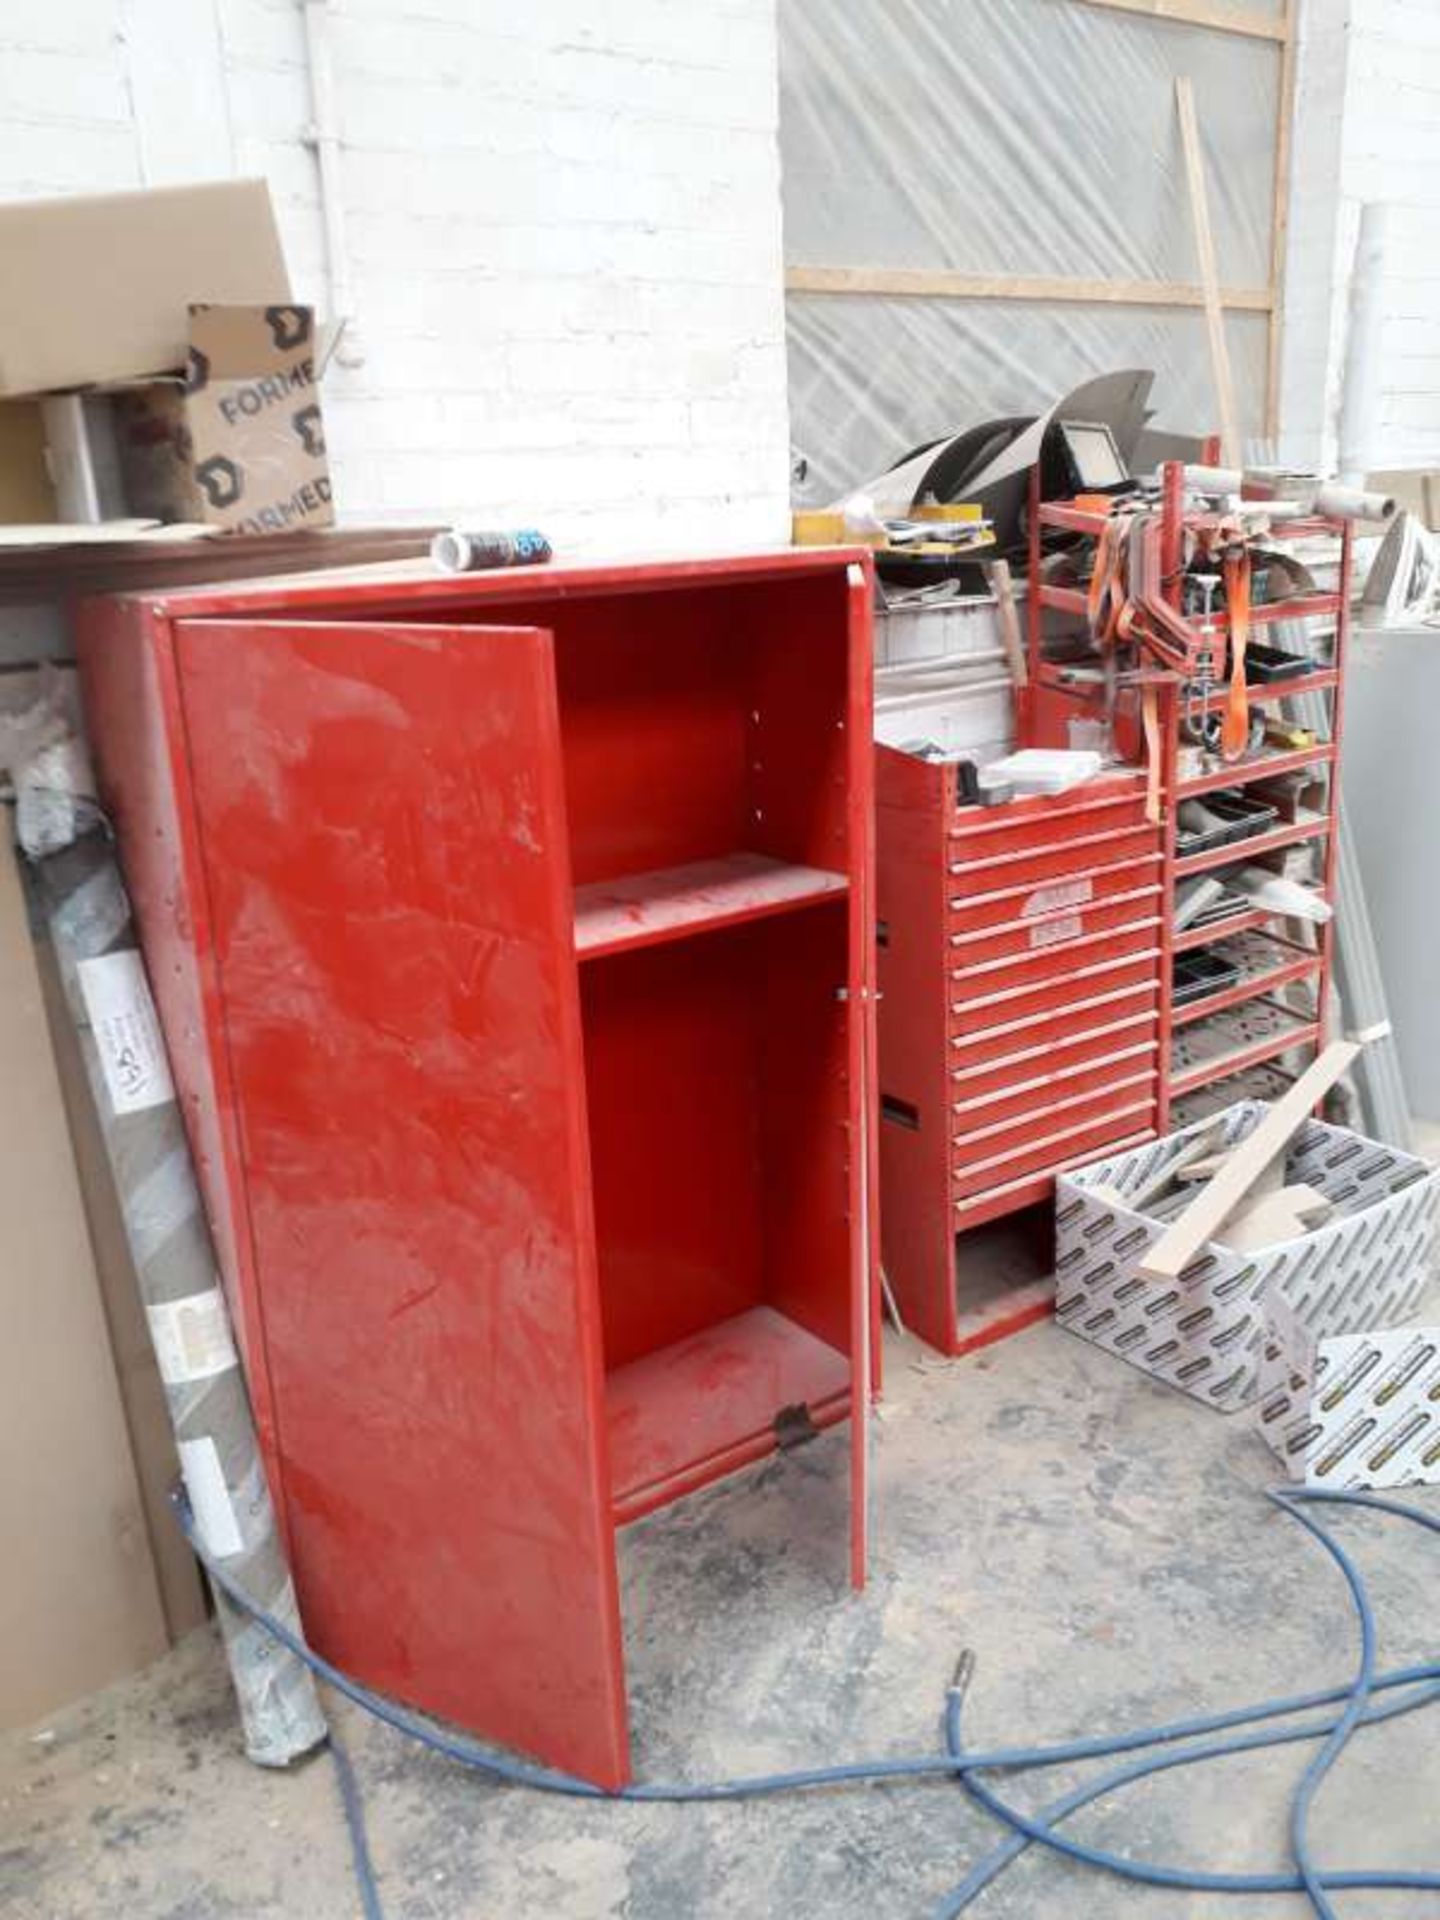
[76,550,877,1789]
[1025,462,1354,1131]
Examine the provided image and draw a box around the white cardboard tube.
[1314,483,1397,524]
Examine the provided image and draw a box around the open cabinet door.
[170,616,630,1787]
[845,560,876,1590]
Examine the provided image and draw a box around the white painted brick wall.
[1281,0,1440,474]
[0,0,791,550]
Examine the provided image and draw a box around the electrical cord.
[938,1487,1440,1916]
[172,1485,1439,1916]
[325,1718,384,1920]
[939,1674,1440,1913]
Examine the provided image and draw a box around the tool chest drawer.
[949,1094,1160,1202]
[948,881,1161,968]
[952,1041,1160,1140]
[950,915,1161,1004]
[949,821,1159,898]
[948,969,1161,1052]
[875,741,1163,1359]
[946,854,1162,941]
[946,776,1151,855]
[950,1009,1160,1098]
[951,1068,1158,1168]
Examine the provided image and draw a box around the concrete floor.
[4,1313,1438,1920]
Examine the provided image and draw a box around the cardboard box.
[113,304,333,535]
[0,400,57,521]
[0,180,289,399]
[1258,1301,1440,1490]
[1055,1102,1438,1411]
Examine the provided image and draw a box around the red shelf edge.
[574,854,849,960]
[1169,1020,1321,1098]
[1175,814,1330,878]
[1171,952,1321,1028]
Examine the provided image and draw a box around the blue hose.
[938,1486,1440,1916]
[939,1677,1440,1913]
[326,1720,384,1920]
[174,1484,1439,1916]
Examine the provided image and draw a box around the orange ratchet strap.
[1220,547,1251,762]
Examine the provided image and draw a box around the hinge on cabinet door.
[834,986,877,1001]
[774,1402,821,1450]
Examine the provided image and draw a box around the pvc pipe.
[302,0,363,368]
[876,649,1009,679]
[1314,483,1396,525]
[875,678,1014,712]
[1179,464,1244,497]
[1338,203,1388,488]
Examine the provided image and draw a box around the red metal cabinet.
[876,749,1161,1356]
[77,551,876,1788]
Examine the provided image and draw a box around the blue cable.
[174,1494,1434,1804]
[938,1486,1440,1915]
[326,1721,384,1920]
[1274,1490,1379,1919]
[173,1484,1439,1917]
[938,1678,1440,1914]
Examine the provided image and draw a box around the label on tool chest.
[1022,877,1093,920]
[1029,913,1084,950]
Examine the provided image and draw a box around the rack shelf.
[1171,932,1321,1028]
[1192,668,1338,712]
[1179,743,1334,797]
[574,853,848,960]
[1037,583,1090,616]
[1173,904,1297,954]
[1248,594,1342,627]
[1175,813,1329,879]
[1171,1006,1321,1098]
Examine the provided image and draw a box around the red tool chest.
[876,749,1162,1355]
[76,550,877,1789]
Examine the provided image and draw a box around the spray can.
[431,528,553,573]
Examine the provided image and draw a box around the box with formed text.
[112,304,332,535]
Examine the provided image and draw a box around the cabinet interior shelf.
[606,1306,850,1524]
[574,852,849,960]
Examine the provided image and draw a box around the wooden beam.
[1070,0,1286,42]
[1176,76,1243,466]
[785,266,1274,312]
[1138,1041,1359,1281]
[1265,0,1299,444]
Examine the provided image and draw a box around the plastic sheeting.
[781,0,1282,494]
[791,297,1267,501]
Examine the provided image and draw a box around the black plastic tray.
[1173,949,1243,1007]
[1175,791,1280,859]
[1245,642,1312,683]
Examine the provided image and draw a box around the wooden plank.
[1264,0,1299,443]
[1072,0,1285,42]
[983,559,1029,689]
[785,266,1274,312]
[1176,77,1243,467]
[1138,1040,1359,1280]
